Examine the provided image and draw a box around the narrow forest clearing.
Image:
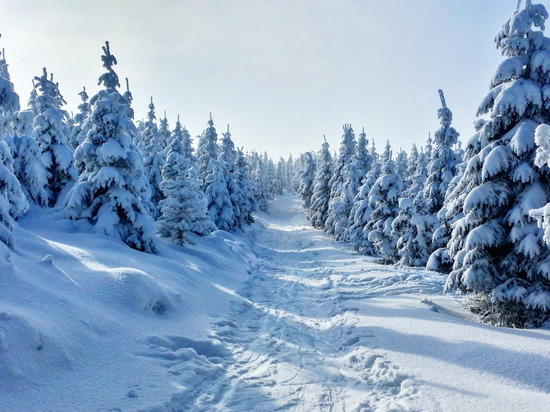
[2,194,550,411]
[155,194,550,411]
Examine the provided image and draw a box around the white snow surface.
[2,194,550,411]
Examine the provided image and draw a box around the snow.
[2,194,550,411]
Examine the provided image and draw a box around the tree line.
[0,41,296,260]
[295,1,550,328]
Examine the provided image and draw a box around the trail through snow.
[5,194,550,411]
[154,195,441,411]
[152,195,550,412]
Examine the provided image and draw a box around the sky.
[0,0,532,159]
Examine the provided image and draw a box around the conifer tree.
[0,45,28,262]
[286,154,295,193]
[27,80,38,115]
[250,151,269,211]
[309,138,333,228]
[157,116,213,242]
[325,124,356,240]
[347,146,381,253]
[446,2,550,326]
[32,68,77,206]
[141,98,164,217]
[234,147,255,225]
[158,111,171,150]
[347,127,371,200]
[298,152,316,211]
[196,114,219,190]
[72,86,90,148]
[64,42,156,253]
[123,78,134,120]
[396,149,409,190]
[424,90,460,215]
[0,140,28,263]
[205,157,233,230]
[220,125,251,229]
[8,110,48,205]
[366,141,403,263]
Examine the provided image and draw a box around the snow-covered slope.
[2,194,550,411]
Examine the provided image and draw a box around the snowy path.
[207,196,427,411]
[5,196,550,411]
[152,195,433,411]
[148,194,550,412]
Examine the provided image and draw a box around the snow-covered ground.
[2,194,550,411]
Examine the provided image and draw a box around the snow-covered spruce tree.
[325,124,356,240]
[530,124,550,243]
[366,140,403,263]
[309,138,333,228]
[446,1,550,327]
[71,86,90,149]
[63,41,156,253]
[196,114,219,191]
[265,153,278,198]
[0,140,28,264]
[0,46,29,217]
[275,158,286,195]
[346,127,372,201]
[141,98,164,217]
[297,151,316,212]
[393,192,438,267]
[219,125,241,228]
[286,154,295,193]
[424,90,460,215]
[32,68,76,206]
[123,78,134,120]
[346,146,381,253]
[404,144,420,196]
[234,147,255,225]
[158,111,171,151]
[395,149,409,191]
[204,156,233,230]
[7,110,48,205]
[392,144,436,266]
[0,46,28,262]
[422,91,462,270]
[250,151,270,211]
[157,116,214,243]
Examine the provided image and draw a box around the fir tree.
[158,111,171,150]
[366,141,403,263]
[0,140,28,263]
[250,151,269,211]
[196,114,219,190]
[123,78,134,119]
[424,90,461,215]
[205,157,233,230]
[446,2,550,327]
[298,152,316,211]
[64,41,156,253]
[347,127,371,200]
[7,110,48,205]
[234,147,255,225]
[157,115,213,243]
[72,86,90,148]
[347,146,381,254]
[0,44,28,263]
[325,124,356,240]
[32,68,76,206]
[220,125,249,229]
[309,138,333,228]
[141,98,164,217]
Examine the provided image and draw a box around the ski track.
[144,196,439,411]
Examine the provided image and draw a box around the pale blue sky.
[0,1,531,158]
